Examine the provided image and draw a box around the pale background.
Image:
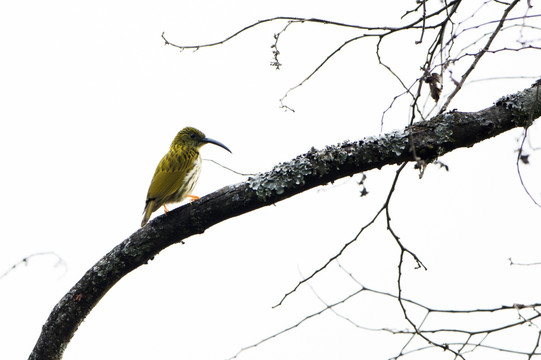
[1,1,540,359]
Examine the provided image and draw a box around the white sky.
[1,1,541,359]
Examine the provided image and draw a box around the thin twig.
[273,162,412,308]
[440,0,521,113]
[203,158,256,177]
[0,252,66,281]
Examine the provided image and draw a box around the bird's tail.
[141,200,155,227]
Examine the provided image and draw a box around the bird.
[141,127,231,227]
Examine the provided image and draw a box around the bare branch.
[28,82,541,360]
[279,33,367,111]
[227,286,364,360]
[509,257,541,266]
[161,17,392,51]
[515,81,541,207]
[516,127,541,207]
[1,252,66,281]
[232,260,541,360]
[440,0,521,113]
[270,20,298,70]
[272,186,385,307]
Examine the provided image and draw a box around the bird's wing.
[145,151,194,205]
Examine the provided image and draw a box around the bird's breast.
[169,154,201,202]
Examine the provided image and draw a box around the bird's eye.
[190,133,196,139]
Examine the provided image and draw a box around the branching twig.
[270,20,298,69]
[271,188,386,307]
[0,252,66,281]
[279,34,368,111]
[227,287,365,360]
[161,17,393,50]
[509,257,541,266]
[440,0,521,113]
[232,260,541,360]
[515,81,541,208]
[516,127,541,207]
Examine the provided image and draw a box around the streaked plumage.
[141,127,231,227]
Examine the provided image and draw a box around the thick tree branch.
[29,81,541,360]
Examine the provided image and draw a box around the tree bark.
[29,81,540,360]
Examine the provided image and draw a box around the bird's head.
[172,127,231,153]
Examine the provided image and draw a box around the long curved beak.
[202,137,232,153]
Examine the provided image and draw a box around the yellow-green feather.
[141,145,201,227]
